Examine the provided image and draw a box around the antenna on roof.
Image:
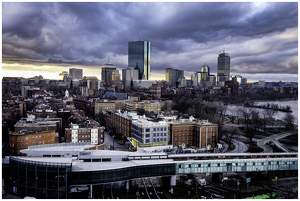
[108,58,110,64]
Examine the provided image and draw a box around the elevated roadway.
[257,131,296,153]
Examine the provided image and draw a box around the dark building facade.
[101,60,116,85]
[128,41,151,80]
[69,68,83,80]
[165,68,184,86]
[217,52,230,81]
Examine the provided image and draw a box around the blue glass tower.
[128,41,151,80]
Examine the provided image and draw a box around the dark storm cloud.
[2,2,298,76]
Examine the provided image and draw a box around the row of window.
[178,161,296,168]
[145,138,167,143]
[145,133,167,138]
[12,134,53,142]
[145,127,167,132]
[11,140,54,148]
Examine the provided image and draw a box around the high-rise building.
[69,68,83,80]
[128,41,151,80]
[122,67,139,87]
[165,68,184,86]
[101,60,116,85]
[217,52,230,82]
[112,70,121,85]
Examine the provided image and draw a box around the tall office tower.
[201,64,210,76]
[112,70,121,85]
[217,52,230,82]
[122,67,139,87]
[69,68,83,80]
[128,41,151,80]
[101,60,116,85]
[165,68,184,86]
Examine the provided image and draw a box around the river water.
[227,100,298,124]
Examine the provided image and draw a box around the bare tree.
[222,126,239,149]
[263,106,278,119]
[283,112,295,131]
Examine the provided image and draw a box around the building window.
[39,136,41,140]
[21,144,24,148]
[198,164,201,167]
[189,164,191,168]
[153,128,156,131]
[17,138,20,142]
[179,165,181,168]
[21,138,24,142]
[153,139,156,142]
[164,133,166,136]
[43,135,45,139]
[32,142,34,146]
[146,128,150,132]
[161,128,163,131]
[26,143,28,148]
[208,164,210,167]
[26,137,28,142]
[153,133,156,137]
[36,136,38,140]
[48,134,50,138]
[17,144,20,148]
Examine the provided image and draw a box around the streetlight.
[112,135,115,150]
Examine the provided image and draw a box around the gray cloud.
[2,2,298,78]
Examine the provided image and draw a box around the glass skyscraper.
[128,41,151,80]
[217,52,230,78]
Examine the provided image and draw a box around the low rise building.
[95,101,116,115]
[9,130,55,156]
[132,119,169,147]
[167,117,218,149]
[14,115,62,142]
[65,123,104,145]
[108,111,139,138]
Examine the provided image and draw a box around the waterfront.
[227,100,298,124]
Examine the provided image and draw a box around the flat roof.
[10,130,56,136]
[72,159,175,172]
[27,143,94,151]
[15,157,73,163]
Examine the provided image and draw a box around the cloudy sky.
[2,2,298,82]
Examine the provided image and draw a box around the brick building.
[124,100,161,113]
[65,123,104,145]
[168,117,218,149]
[14,116,62,143]
[95,101,116,115]
[9,130,56,156]
[107,111,138,139]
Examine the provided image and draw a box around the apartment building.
[132,119,169,147]
[95,101,116,115]
[168,117,218,149]
[124,100,161,113]
[14,115,62,143]
[108,111,139,138]
[65,123,104,145]
[9,130,56,156]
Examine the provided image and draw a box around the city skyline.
[2,2,298,82]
